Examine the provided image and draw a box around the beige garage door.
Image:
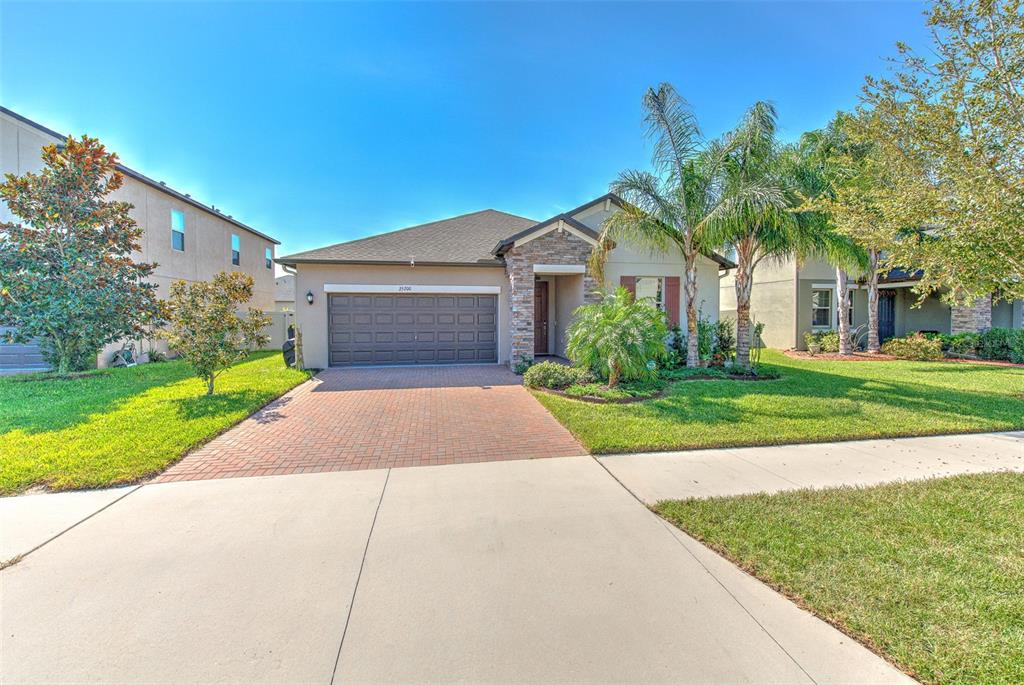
[328,293,498,366]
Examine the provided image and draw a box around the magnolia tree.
[0,136,160,374]
[164,272,270,395]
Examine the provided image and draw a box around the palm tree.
[794,119,873,355]
[592,83,728,367]
[710,103,868,365]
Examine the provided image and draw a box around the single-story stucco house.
[277,194,734,369]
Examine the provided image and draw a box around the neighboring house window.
[635,276,665,310]
[171,210,185,252]
[231,234,240,266]
[265,247,273,269]
[811,289,832,328]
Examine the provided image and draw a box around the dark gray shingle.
[277,210,536,266]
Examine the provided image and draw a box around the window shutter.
[620,276,636,298]
[665,276,680,326]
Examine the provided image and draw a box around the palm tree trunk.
[733,261,754,368]
[866,249,880,353]
[836,266,852,356]
[684,253,700,367]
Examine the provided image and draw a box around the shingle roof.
[277,209,537,267]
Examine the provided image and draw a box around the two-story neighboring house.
[0,106,280,371]
[720,255,1024,350]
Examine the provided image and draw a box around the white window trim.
[811,287,834,330]
[811,285,855,331]
[323,284,500,294]
[634,275,667,311]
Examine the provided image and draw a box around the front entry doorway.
[534,281,549,354]
[879,290,896,342]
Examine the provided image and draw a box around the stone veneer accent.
[504,227,600,366]
[950,294,993,334]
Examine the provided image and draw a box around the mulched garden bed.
[533,372,780,404]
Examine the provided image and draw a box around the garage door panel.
[328,292,498,367]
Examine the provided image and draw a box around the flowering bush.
[566,287,668,387]
[880,333,943,361]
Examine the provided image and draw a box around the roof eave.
[275,257,506,268]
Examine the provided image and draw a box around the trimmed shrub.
[522,361,592,389]
[940,332,980,356]
[805,330,840,353]
[714,317,736,360]
[880,333,944,361]
[1011,332,1024,364]
[977,327,1018,361]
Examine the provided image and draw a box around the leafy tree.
[566,287,667,387]
[163,272,270,395]
[0,136,160,375]
[593,83,730,367]
[859,0,1024,303]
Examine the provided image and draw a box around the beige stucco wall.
[291,263,510,369]
[993,299,1024,329]
[721,259,798,349]
[894,289,951,336]
[0,112,276,313]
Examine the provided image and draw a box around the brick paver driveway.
[154,365,585,482]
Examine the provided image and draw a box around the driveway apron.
[154,365,585,482]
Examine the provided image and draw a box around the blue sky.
[1,1,929,261]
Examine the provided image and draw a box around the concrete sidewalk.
[1,457,911,684]
[600,431,1024,503]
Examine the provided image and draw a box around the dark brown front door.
[879,290,896,342]
[534,281,549,354]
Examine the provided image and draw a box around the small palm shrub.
[522,361,592,390]
[566,287,668,387]
[880,333,943,361]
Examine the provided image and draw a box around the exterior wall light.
[306,290,314,305]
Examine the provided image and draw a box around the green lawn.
[0,352,310,494]
[656,473,1024,684]
[533,349,1024,453]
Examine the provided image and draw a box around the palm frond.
[642,83,702,181]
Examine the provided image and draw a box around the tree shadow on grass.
[173,389,270,421]
[0,364,193,436]
[635,362,1024,434]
